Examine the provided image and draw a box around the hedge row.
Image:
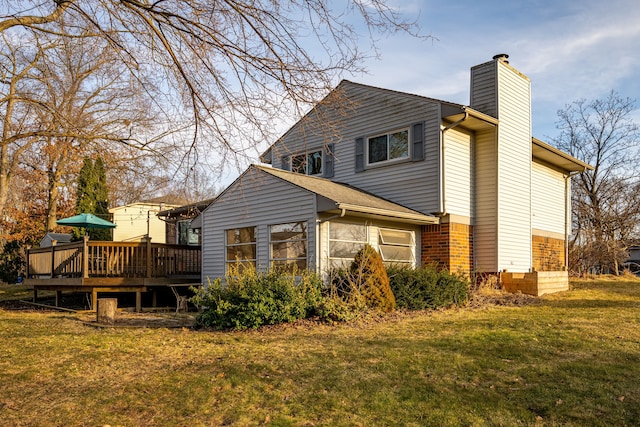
[193,245,470,330]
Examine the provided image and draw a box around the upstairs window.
[368,129,409,165]
[291,150,322,175]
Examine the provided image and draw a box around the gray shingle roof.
[257,166,438,224]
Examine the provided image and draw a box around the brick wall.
[421,223,473,273]
[532,235,565,271]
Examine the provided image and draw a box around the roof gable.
[260,80,456,164]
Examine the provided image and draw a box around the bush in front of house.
[192,266,323,330]
[387,264,470,310]
[324,244,396,316]
[351,244,395,312]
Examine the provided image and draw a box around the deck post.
[50,240,56,278]
[136,291,142,313]
[55,291,62,307]
[82,235,90,279]
[33,287,38,303]
[92,288,98,311]
[146,237,153,278]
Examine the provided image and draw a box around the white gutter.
[317,208,346,223]
[335,203,438,224]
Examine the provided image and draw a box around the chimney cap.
[493,53,509,62]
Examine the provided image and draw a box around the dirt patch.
[76,310,196,328]
[468,290,539,308]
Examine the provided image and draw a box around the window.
[270,221,307,272]
[378,228,414,265]
[368,129,409,164]
[178,220,200,245]
[291,150,322,175]
[328,222,367,267]
[225,227,257,271]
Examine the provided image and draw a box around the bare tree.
[2,23,164,226]
[0,1,421,170]
[553,91,640,275]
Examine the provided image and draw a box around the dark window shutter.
[323,143,335,178]
[281,155,291,171]
[355,137,365,172]
[412,122,424,161]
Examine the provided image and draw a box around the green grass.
[1,278,639,426]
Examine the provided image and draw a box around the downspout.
[564,171,581,272]
[439,110,469,215]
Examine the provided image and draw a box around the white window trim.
[327,221,368,266]
[366,127,410,166]
[378,227,416,265]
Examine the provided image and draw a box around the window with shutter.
[323,143,335,178]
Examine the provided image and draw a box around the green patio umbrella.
[56,213,116,229]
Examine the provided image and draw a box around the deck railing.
[27,236,201,279]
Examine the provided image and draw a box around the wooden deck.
[25,236,202,311]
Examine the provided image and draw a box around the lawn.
[0,278,639,426]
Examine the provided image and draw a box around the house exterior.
[109,200,181,243]
[39,233,72,248]
[157,199,214,246]
[200,55,592,295]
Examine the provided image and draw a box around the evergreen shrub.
[192,265,323,330]
[325,244,395,315]
[387,264,469,310]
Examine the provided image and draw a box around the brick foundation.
[421,223,473,273]
[532,235,565,271]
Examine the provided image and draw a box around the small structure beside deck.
[25,236,201,312]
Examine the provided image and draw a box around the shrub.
[351,245,395,312]
[387,264,469,310]
[325,245,395,315]
[192,265,323,330]
[0,241,25,284]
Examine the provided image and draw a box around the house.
[199,54,592,295]
[39,233,72,248]
[109,200,182,243]
[157,199,214,245]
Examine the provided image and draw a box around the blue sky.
[214,0,640,187]
[351,0,640,141]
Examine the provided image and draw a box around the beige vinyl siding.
[444,127,473,218]
[474,129,498,272]
[495,61,532,271]
[271,82,442,215]
[110,203,173,243]
[532,161,566,235]
[201,168,317,280]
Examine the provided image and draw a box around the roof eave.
[532,138,593,172]
[335,203,439,225]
